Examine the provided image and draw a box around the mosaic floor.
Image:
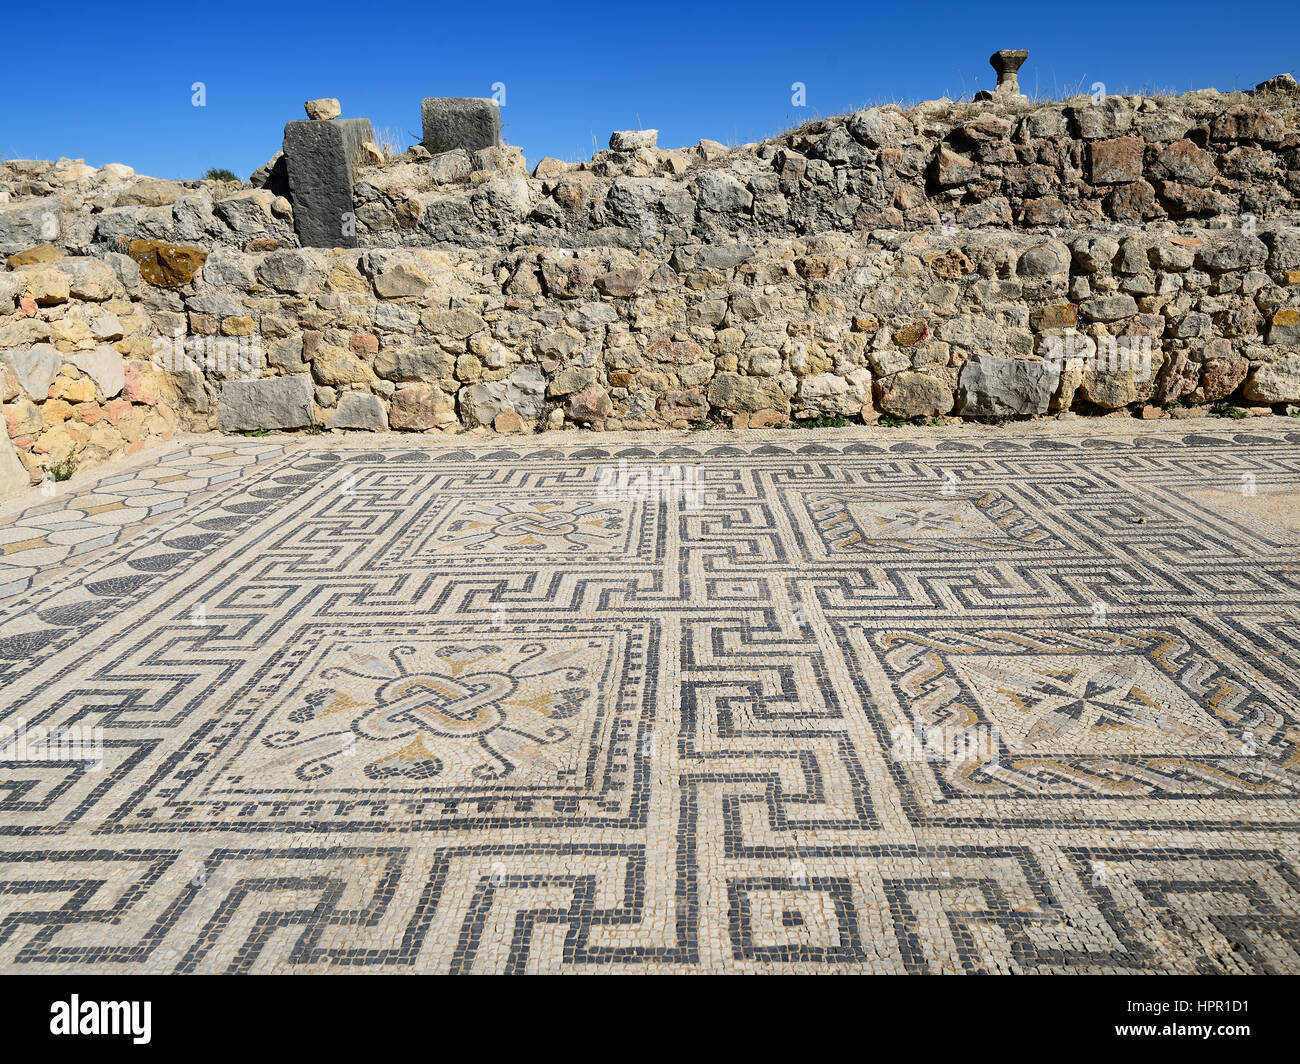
[1,420,1299,974]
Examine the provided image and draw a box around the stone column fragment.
[420,98,502,154]
[282,117,374,248]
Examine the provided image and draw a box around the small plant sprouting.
[204,168,239,182]
[241,427,271,437]
[878,414,907,428]
[1209,403,1248,420]
[48,450,78,482]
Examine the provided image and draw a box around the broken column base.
[974,88,1028,103]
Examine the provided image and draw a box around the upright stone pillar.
[974,49,1029,102]
[282,117,373,248]
[990,49,1029,94]
[420,98,502,154]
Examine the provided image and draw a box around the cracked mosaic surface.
[1,422,1299,973]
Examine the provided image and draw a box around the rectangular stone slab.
[282,118,373,248]
[420,98,501,154]
[955,353,1061,417]
[217,374,315,431]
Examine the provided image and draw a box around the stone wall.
[1,249,181,489]
[2,69,1300,493]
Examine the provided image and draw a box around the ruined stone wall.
[2,75,1300,493]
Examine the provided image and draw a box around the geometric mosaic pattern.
[1,422,1299,973]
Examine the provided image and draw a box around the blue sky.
[4,0,1297,180]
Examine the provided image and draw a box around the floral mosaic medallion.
[800,488,1065,555]
[431,499,627,554]
[233,640,605,789]
[106,620,656,830]
[951,654,1240,756]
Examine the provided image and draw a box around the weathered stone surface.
[1243,353,1300,402]
[126,238,208,288]
[0,418,27,498]
[927,248,974,279]
[330,390,388,431]
[1080,294,1138,322]
[1152,139,1218,186]
[305,98,342,120]
[956,355,1061,417]
[22,267,69,305]
[1078,349,1163,408]
[657,389,708,421]
[799,371,868,416]
[707,372,781,414]
[421,98,502,154]
[117,178,185,206]
[217,375,314,431]
[459,365,546,426]
[257,249,318,293]
[0,202,60,254]
[565,385,613,422]
[213,191,273,235]
[63,258,120,301]
[1195,233,1269,272]
[375,345,456,382]
[547,365,598,397]
[372,261,430,298]
[875,371,953,418]
[1068,98,1132,139]
[389,383,455,430]
[1089,137,1143,184]
[6,243,62,268]
[893,320,930,347]
[312,345,375,386]
[1266,308,1300,345]
[695,170,753,212]
[610,130,658,151]
[1209,105,1286,144]
[420,307,487,339]
[66,347,125,399]
[934,148,980,187]
[2,81,1300,461]
[1017,242,1071,279]
[596,266,648,298]
[283,117,374,248]
[0,344,60,399]
[1199,350,1249,401]
[429,149,473,184]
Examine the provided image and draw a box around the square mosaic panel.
[112,619,655,831]
[784,486,1068,561]
[417,498,634,556]
[844,619,1300,826]
[950,653,1239,756]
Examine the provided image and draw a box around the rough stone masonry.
[2,51,1300,493]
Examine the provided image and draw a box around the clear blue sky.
[4,0,1296,180]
